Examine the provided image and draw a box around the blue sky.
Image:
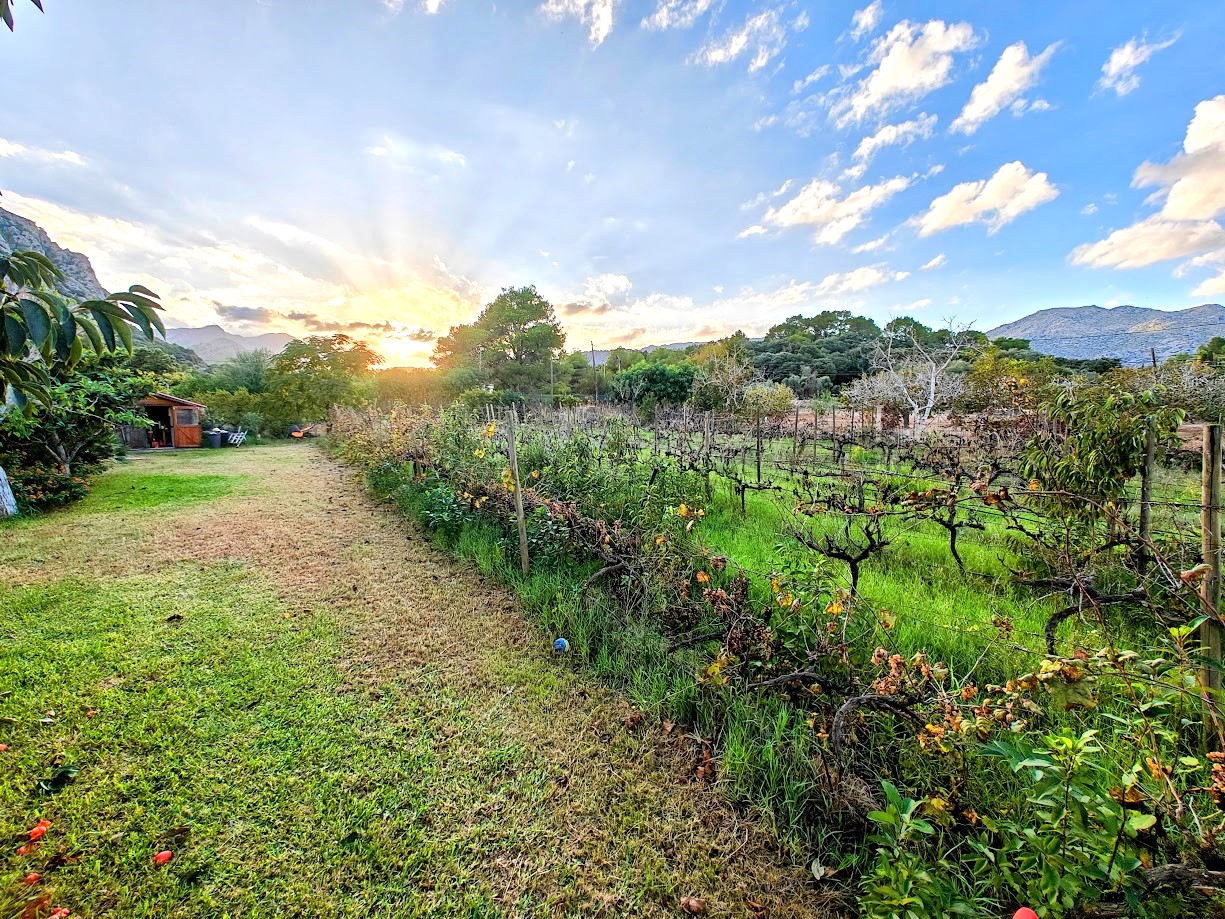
[3,0,1224,364]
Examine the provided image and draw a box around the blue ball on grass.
[553,638,571,653]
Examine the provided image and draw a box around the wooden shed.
[120,394,206,449]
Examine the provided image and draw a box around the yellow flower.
[696,571,711,584]
[473,449,485,459]
[824,600,844,617]
[484,422,497,437]
[677,503,690,518]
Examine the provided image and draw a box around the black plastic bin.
[205,430,224,449]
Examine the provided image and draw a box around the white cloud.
[640,0,713,30]
[815,264,909,295]
[792,65,830,94]
[582,272,633,306]
[829,19,979,127]
[383,0,406,12]
[1182,251,1225,297]
[752,114,779,131]
[852,234,890,253]
[764,174,912,244]
[903,298,933,311]
[914,161,1058,236]
[740,179,794,211]
[365,135,466,168]
[1071,216,1225,270]
[0,138,87,168]
[540,0,618,47]
[1071,96,1225,295]
[950,41,1059,135]
[1097,34,1179,96]
[844,114,937,179]
[920,253,946,270]
[690,7,789,73]
[1133,95,1225,221]
[1081,203,1099,215]
[737,225,768,239]
[422,0,443,12]
[849,1,883,41]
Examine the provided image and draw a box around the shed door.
[172,408,202,448]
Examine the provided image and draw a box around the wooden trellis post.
[1137,423,1156,571]
[1201,422,1223,697]
[506,407,530,576]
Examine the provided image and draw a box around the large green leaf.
[18,297,52,348]
[75,311,105,355]
[3,312,27,358]
[90,309,117,351]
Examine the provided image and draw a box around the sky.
[2,0,1224,365]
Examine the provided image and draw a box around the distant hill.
[166,325,296,364]
[988,304,1225,365]
[585,340,704,367]
[0,206,107,301]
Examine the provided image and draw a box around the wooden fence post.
[1137,423,1156,571]
[1201,422,1222,697]
[755,415,763,484]
[506,408,530,576]
[792,404,800,466]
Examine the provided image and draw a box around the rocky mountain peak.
[0,205,108,301]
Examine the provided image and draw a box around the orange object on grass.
[154,850,173,866]
[1014,909,1039,919]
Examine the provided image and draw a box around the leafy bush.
[6,465,94,513]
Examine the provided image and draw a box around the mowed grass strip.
[1,449,826,919]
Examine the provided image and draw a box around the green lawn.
[0,448,821,919]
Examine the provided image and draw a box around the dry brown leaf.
[680,896,707,914]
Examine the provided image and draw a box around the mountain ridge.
[988,303,1225,365]
[166,325,296,364]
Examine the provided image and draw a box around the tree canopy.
[432,286,564,393]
